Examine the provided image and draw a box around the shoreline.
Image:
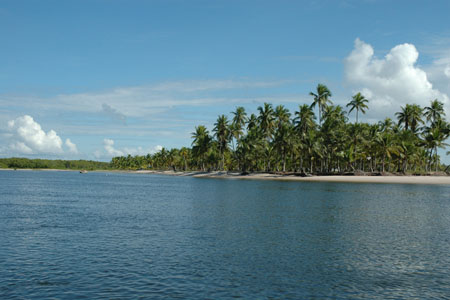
[2,168,449,185]
[132,170,450,185]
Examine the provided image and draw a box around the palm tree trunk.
[435,146,438,172]
[318,109,321,126]
[222,152,225,171]
[292,159,296,172]
[428,150,433,172]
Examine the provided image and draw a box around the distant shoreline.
[2,168,449,185]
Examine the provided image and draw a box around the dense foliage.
[110,84,450,174]
[0,158,111,170]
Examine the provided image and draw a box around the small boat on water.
[80,170,88,174]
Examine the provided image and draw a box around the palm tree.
[396,105,412,131]
[107,96,449,174]
[375,132,399,172]
[257,102,275,140]
[396,104,423,132]
[423,120,450,172]
[237,126,264,172]
[396,130,419,172]
[247,113,258,131]
[191,125,212,171]
[294,104,316,136]
[273,122,293,172]
[274,105,291,129]
[321,105,348,172]
[303,131,322,173]
[179,147,190,171]
[379,117,394,132]
[424,99,445,126]
[231,106,247,150]
[213,115,231,170]
[310,83,332,125]
[346,92,368,123]
[409,104,424,133]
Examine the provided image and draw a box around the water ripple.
[1,171,450,299]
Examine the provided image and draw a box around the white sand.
[135,170,450,185]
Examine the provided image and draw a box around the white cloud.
[95,138,164,159]
[123,146,146,156]
[45,79,294,118]
[344,38,449,119]
[10,142,33,154]
[7,115,64,154]
[0,78,301,148]
[2,79,288,120]
[153,145,163,153]
[65,138,78,154]
[103,138,124,157]
[424,51,450,98]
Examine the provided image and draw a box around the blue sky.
[1,0,449,161]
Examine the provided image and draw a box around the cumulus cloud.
[103,138,124,157]
[425,53,450,97]
[7,115,64,154]
[152,145,163,153]
[95,138,163,159]
[65,138,78,154]
[344,38,449,119]
[10,142,33,154]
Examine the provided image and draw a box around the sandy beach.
[133,170,450,185]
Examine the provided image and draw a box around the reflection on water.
[1,170,450,299]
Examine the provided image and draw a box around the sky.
[1,0,450,162]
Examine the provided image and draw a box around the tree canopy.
[106,86,449,175]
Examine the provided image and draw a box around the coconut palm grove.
[110,84,450,174]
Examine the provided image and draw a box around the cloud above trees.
[5,115,77,155]
[344,38,450,119]
[94,138,163,159]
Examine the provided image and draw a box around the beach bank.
[133,170,450,185]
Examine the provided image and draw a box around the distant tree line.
[0,157,111,170]
[110,84,450,174]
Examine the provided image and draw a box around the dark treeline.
[111,84,450,174]
[0,157,111,170]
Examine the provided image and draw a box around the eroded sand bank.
[134,170,450,185]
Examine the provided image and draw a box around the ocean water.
[1,170,450,299]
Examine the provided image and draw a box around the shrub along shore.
[0,157,111,170]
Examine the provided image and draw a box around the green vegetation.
[111,84,450,174]
[0,157,110,170]
[4,84,448,175]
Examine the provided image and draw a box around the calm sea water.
[1,170,450,299]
